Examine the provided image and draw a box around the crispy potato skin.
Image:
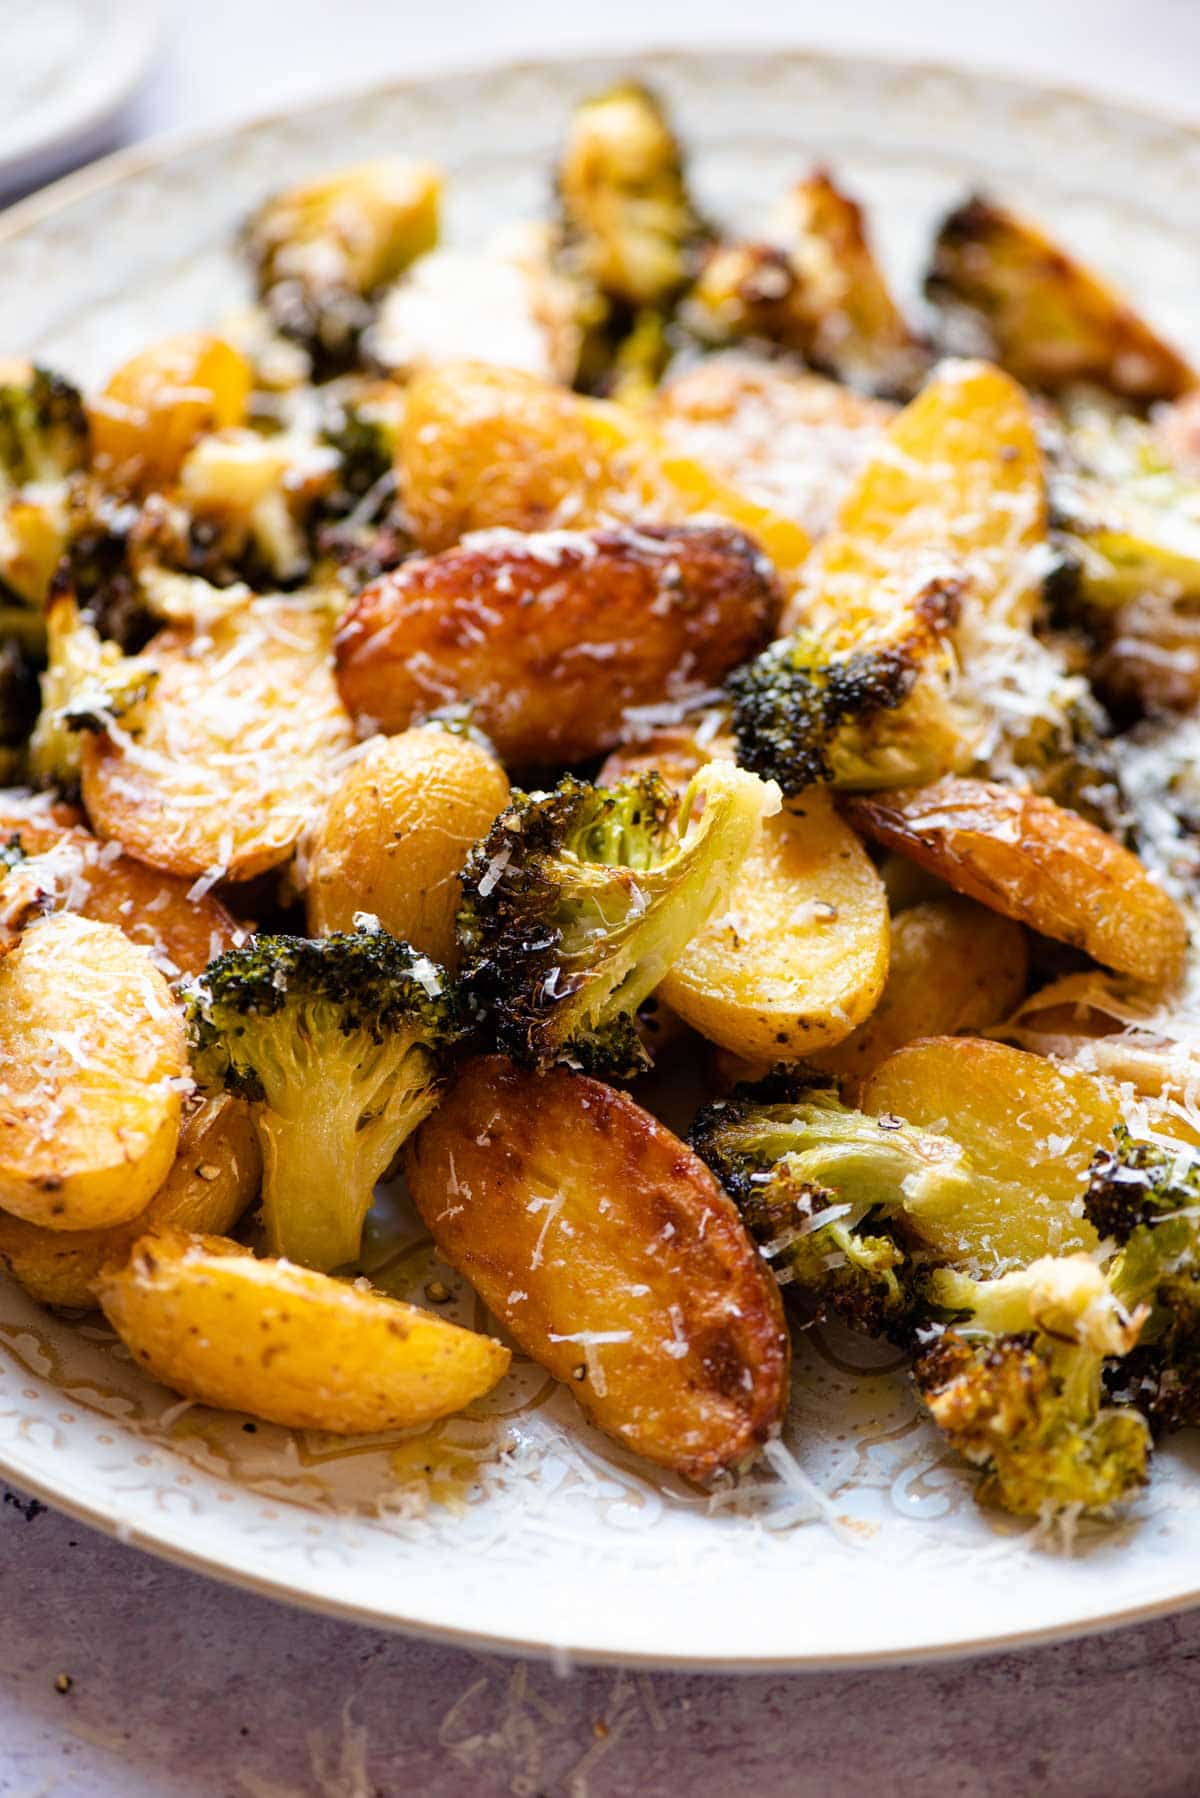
[97,1229,510,1433]
[306,728,511,964]
[0,791,241,977]
[843,776,1187,987]
[334,524,779,764]
[661,787,889,1060]
[0,1095,260,1309]
[0,913,186,1230]
[80,603,354,882]
[860,1036,1117,1267]
[405,1057,788,1479]
[812,897,1028,1093]
[927,197,1195,400]
[89,333,253,493]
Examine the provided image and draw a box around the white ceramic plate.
[3,49,1200,1670]
[0,0,160,196]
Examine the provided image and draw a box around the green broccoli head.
[0,363,89,497]
[187,921,459,1272]
[457,762,777,1077]
[1086,1127,1200,1434]
[914,1255,1151,1518]
[728,584,962,796]
[29,593,158,794]
[691,1072,965,1338]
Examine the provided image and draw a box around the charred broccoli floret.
[0,361,88,495]
[29,592,158,792]
[187,921,458,1273]
[457,763,777,1077]
[691,1073,969,1337]
[914,1255,1151,1518]
[1085,1127,1200,1432]
[244,160,441,370]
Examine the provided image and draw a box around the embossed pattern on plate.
[2,50,1200,1667]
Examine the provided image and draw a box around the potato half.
[306,727,511,965]
[0,1095,260,1309]
[0,913,186,1229]
[405,1056,789,1480]
[97,1230,510,1433]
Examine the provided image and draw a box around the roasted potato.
[80,601,354,882]
[812,897,1028,1092]
[305,727,511,964]
[334,524,780,764]
[685,172,926,395]
[0,790,241,978]
[843,776,1187,987]
[405,1057,789,1479]
[660,787,890,1060]
[97,1229,509,1433]
[926,195,1195,400]
[0,1094,260,1309]
[89,332,253,492]
[654,354,893,540]
[861,1036,1118,1267]
[0,913,186,1230]
[398,361,810,577]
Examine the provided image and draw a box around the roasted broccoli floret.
[457,763,776,1077]
[29,592,158,792]
[691,1074,969,1337]
[1085,1127,1200,1433]
[729,594,962,796]
[914,1255,1151,1518]
[0,361,88,497]
[244,160,441,370]
[187,922,458,1273]
[925,195,1193,400]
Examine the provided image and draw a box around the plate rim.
[4,41,1200,1669]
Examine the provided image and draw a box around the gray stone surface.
[2,1484,1199,1796]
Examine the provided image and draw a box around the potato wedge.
[0,913,186,1229]
[305,727,511,964]
[399,361,810,577]
[0,790,241,977]
[812,897,1028,1092]
[97,1229,510,1432]
[0,1094,260,1309]
[405,1057,788,1479]
[926,196,1195,400]
[861,1036,1117,1267]
[785,358,1045,644]
[334,525,780,764]
[89,332,253,493]
[842,776,1187,987]
[80,601,354,882]
[660,787,889,1060]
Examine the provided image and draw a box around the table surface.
[7,3,1200,1792]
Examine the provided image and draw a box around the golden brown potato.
[654,354,893,540]
[812,897,1028,1092]
[97,1229,510,1433]
[334,525,780,764]
[0,1095,260,1309]
[398,362,810,579]
[861,1036,1118,1267]
[80,601,354,882]
[305,728,511,964]
[842,776,1187,988]
[88,333,253,493]
[0,913,186,1230]
[0,791,241,978]
[405,1057,789,1479]
[926,196,1195,400]
[660,787,889,1060]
